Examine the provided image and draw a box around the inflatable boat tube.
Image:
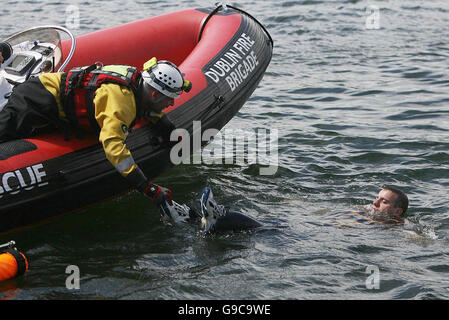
[0,5,273,233]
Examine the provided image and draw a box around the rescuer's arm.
[94,85,172,205]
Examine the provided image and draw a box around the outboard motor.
[0,26,76,111]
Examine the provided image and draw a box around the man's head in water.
[372,187,409,217]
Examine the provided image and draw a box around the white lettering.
[225,49,242,63]
[25,166,36,190]
[205,33,259,92]
[233,41,246,55]
[15,170,28,188]
[366,5,380,30]
[216,60,231,73]
[225,76,236,91]
[65,265,80,290]
[365,265,380,289]
[178,304,213,317]
[192,121,202,165]
[205,71,220,83]
[0,163,48,198]
[65,5,80,30]
[32,163,47,185]
[170,128,191,165]
[201,129,222,165]
[241,32,256,46]
[169,123,279,176]
[2,172,16,193]
[258,128,278,176]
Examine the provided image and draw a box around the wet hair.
[382,186,409,215]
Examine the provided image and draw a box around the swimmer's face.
[372,189,402,217]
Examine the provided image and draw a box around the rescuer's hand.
[143,182,173,206]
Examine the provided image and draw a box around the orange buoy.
[0,241,28,282]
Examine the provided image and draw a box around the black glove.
[126,167,172,206]
[143,182,172,206]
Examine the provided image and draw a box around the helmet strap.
[140,83,170,118]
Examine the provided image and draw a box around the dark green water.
[1,0,448,299]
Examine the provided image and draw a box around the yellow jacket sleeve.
[40,73,148,187]
[94,84,138,177]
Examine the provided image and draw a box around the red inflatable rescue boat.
[0,5,273,233]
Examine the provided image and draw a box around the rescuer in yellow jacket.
[0,58,192,205]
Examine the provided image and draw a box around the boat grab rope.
[198,3,274,48]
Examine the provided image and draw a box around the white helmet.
[141,58,191,99]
